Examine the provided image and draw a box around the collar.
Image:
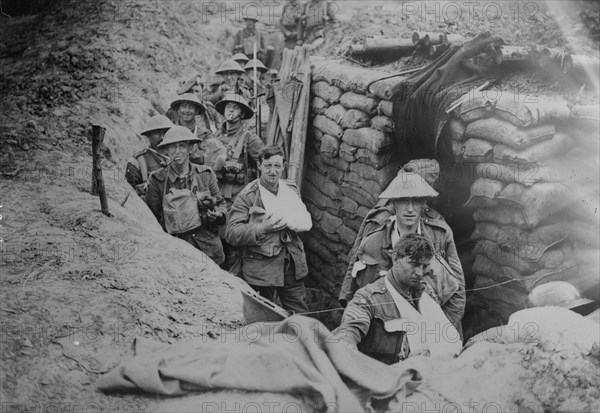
[167,161,193,181]
[220,120,243,136]
[385,270,424,302]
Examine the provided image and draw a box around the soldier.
[125,115,174,198]
[211,93,264,207]
[332,234,462,365]
[339,171,466,332]
[225,146,312,314]
[233,16,266,62]
[243,58,271,139]
[297,0,336,47]
[280,0,302,50]
[145,126,227,265]
[169,93,226,167]
[232,52,250,68]
[176,76,224,134]
[206,60,251,105]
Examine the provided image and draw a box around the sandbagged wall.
[449,94,600,321]
[302,59,403,296]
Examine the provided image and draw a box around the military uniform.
[339,207,465,330]
[146,162,227,265]
[298,0,336,45]
[225,179,311,314]
[125,147,169,196]
[333,276,428,365]
[280,0,301,50]
[212,121,264,205]
[233,28,266,61]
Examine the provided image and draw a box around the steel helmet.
[215,93,254,120]
[215,60,245,75]
[243,16,259,22]
[244,59,268,73]
[170,93,206,115]
[140,115,174,136]
[158,125,200,148]
[379,171,439,199]
[529,281,595,311]
[232,53,250,65]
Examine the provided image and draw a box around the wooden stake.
[91,124,110,216]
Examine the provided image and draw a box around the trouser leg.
[276,258,308,314]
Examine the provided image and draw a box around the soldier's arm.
[225,190,263,247]
[145,173,165,230]
[207,170,228,224]
[441,232,466,329]
[246,133,265,163]
[331,290,373,346]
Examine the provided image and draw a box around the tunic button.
[381,287,387,292]
[359,298,367,304]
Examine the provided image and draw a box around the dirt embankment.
[0,0,257,409]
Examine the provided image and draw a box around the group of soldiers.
[124,0,467,365]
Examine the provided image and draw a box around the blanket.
[98,315,429,412]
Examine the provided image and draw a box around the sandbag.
[474,162,561,186]
[340,109,370,129]
[472,222,570,262]
[310,128,324,151]
[303,181,339,212]
[340,92,379,116]
[370,115,394,134]
[493,132,572,164]
[319,211,343,234]
[451,141,463,158]
[339,143,396,170]
[474,239,538,275]
[311,96,329,115]
[492,96,570,127]
[570,220,600,248]
[538,244,572,269]
[313,115,344,139]
[378,100,393,118]
[465,118,555,149]
[472,205,529,228]
[342,128,393,154]
[570,104,600,130]
[340,183,378,209]
[447,118,466,141]
[319,153,351,174]
[496,182,571,227]
[324,104,347,124]
[461,138,494,162]
[455,96,494,123]
[348,161,400,189]
[337,224,358,246]
[320,134,340,158]
[304,168,341,199]
[311,81,343,104]
[464,178,504,209]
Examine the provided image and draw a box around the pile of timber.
[302,59,406,295]
[448,92,600,320]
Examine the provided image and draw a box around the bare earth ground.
[1,0,599,411]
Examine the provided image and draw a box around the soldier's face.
[245,20,255,30]
[259,155,284,186]
[393,198,425,228]
[392,255,431,289]
[167,142,190,166]
[192,85,203,100]
[146,130,165,149]
[224,103,243,122]
[222,72,238,87]
[177,103,197,123]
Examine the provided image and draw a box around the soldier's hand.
[262,212,287,233]
[206,209,224,222]
[135,183,147,196]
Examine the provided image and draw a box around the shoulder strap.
[138,153,149,182]
[231,131,248,161]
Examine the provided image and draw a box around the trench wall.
[303,58,600,332]
[302,58,404,299]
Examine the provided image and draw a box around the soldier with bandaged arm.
[332,234,462,365]
[339,170,466,334]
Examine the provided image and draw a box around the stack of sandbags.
[449,93,600,321]
[302,59,404,296]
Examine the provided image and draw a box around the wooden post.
[91,124,110,216]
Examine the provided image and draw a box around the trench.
[301,57,600,338]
